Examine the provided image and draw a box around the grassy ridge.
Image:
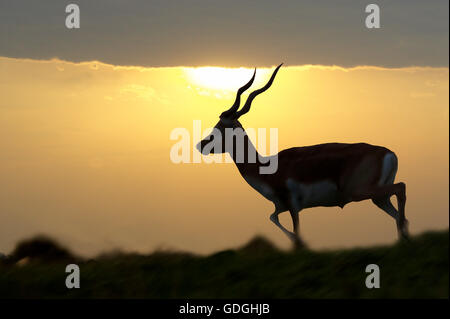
[0,230,448,299]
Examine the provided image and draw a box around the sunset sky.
[0,1,448,256]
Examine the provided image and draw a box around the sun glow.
[185,67,270,91]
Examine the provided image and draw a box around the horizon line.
[1,55,449,72]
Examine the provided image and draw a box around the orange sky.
[0,57,448,256]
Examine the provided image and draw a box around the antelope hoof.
[293,238,307,250]
[397,219,410,242]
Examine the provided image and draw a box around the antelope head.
[196,64,283,156]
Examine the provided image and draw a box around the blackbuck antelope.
[196,63,409,248]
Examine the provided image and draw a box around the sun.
[185,67,269,91]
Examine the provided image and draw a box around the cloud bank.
[0,0,448,68]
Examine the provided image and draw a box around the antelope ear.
[219,112,228,119]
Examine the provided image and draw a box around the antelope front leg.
[270,210,304,249]
[290,210,307,249]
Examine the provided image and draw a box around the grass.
[0,230,448,299]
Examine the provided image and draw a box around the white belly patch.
[286,179,339,209]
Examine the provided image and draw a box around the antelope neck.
[230,132,267,177]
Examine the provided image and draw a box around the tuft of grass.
[0,230,448,298]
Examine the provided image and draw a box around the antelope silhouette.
[197,64,409,248]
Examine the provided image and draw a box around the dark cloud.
[0,0,448,67]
